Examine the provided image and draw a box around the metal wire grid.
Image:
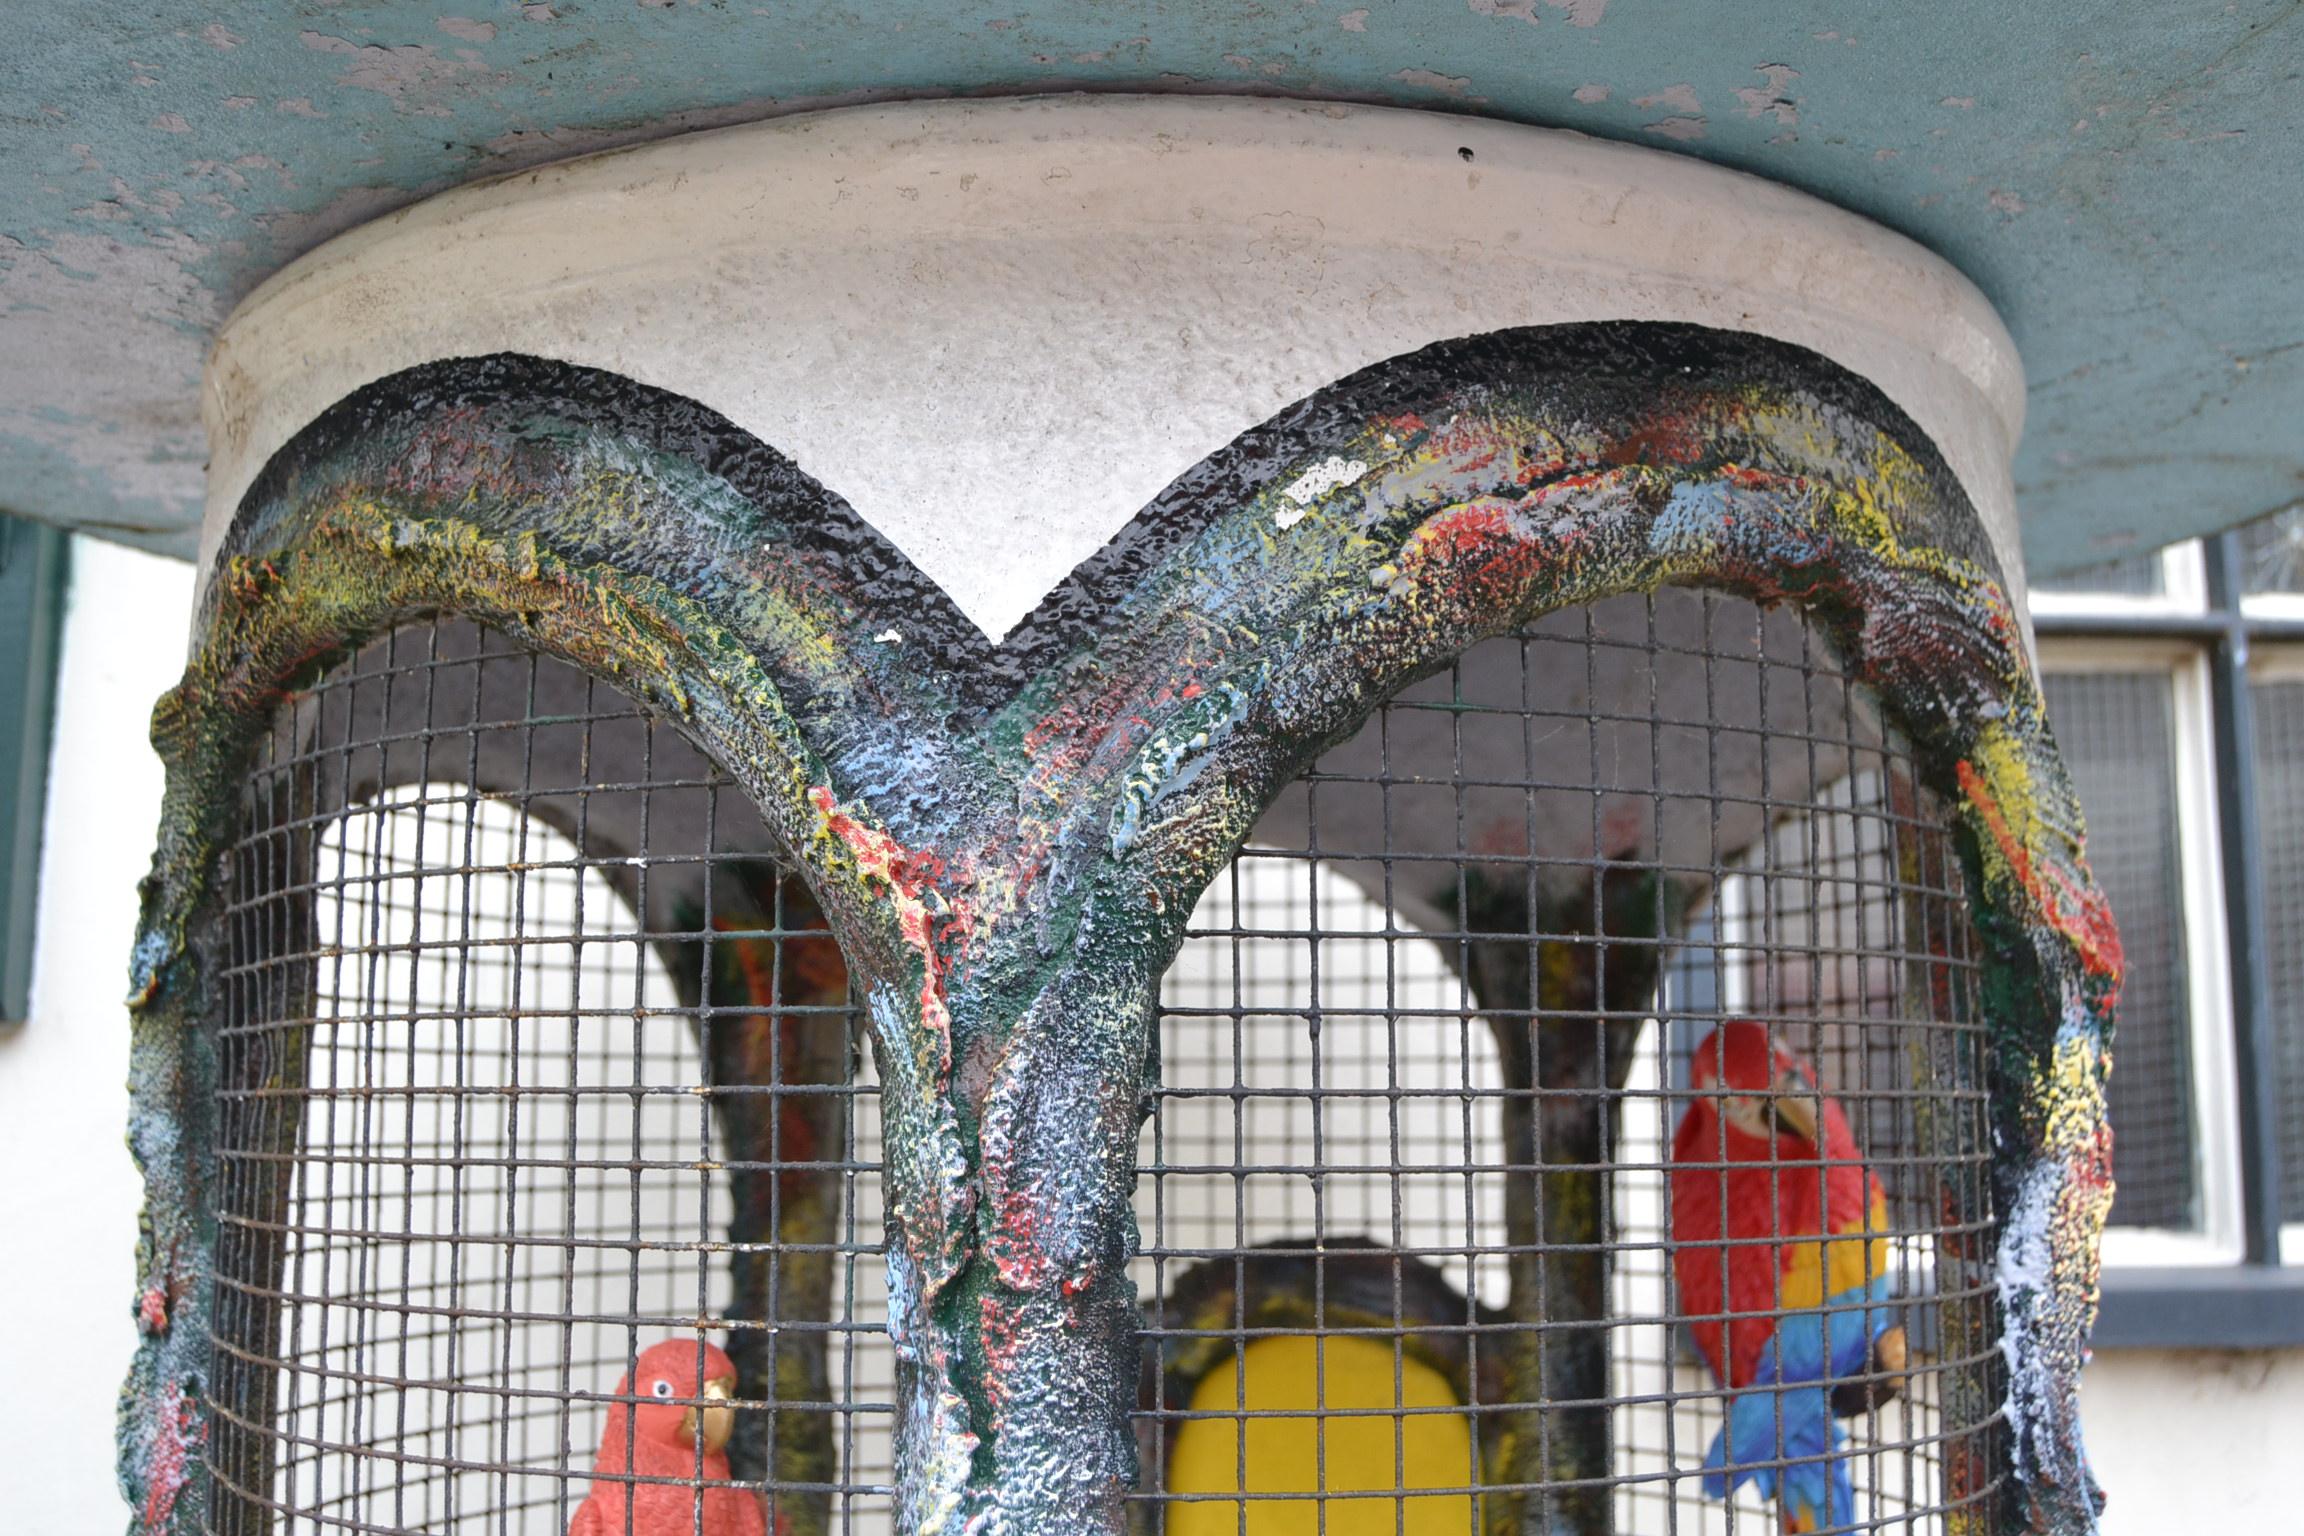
[2029,551,2165,598]
[205,618,894,1535]
[202,595,2004,1536]
[2038,669,2197,1231]
[2248,673,2304,1223]
[1132,591,2002,1535]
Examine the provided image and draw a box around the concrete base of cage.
[126,91,2123,1536]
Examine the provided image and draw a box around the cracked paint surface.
[121,323,2115,1534]
[0,3,2299,573]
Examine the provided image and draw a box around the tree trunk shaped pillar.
[1466,867,1679,1536]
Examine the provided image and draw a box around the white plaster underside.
[202,94,2027,642]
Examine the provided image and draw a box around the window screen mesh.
[1133,590,2002,1535]
[2032,552,2165,598]
[207,619,893,1535]
[2250,671,2304,1224]
[2238,509,2304,598]
[2039,669,2197,1231]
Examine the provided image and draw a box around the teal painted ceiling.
[1,2,2297,572]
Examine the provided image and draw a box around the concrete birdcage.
[119,99,2117,1536]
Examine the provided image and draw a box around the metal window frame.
[0,513,69,1028]
[2245,644,2304,1270]
[2027,543,2208,623]
[2035,527,2304,1349]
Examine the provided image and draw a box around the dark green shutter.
[0,515,69,1025]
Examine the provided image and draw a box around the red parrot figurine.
[570,1338,766,1536]
[1668,1021,1906,1534]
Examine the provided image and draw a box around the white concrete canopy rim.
[202,93,2026,640]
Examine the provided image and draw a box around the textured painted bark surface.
[120,324,2116,1535]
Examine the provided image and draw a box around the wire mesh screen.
[1132,590,2002,1535]
[2030,551,2165,598]
[206,619,895,1535]
[2037,668,2197,1231]
[203,594,2004,1536]
[2239,508,2304,597]
[2249,671,2304,1224]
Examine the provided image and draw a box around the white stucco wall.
[2,536,2298,1531]
[2083,1348,2304,1530]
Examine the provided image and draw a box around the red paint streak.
[1981,596,2024,654]
[1720,463,1785,492]
[1396,498,1548,597]
[808,788,967,1043]
[1020,697,1092,767]
[990,1185,1048,1291]
[139,1285,168,1335]
[1410,499,1517,558]
[2076,1122,2116,1196]
[1607,409,1707,468]
[141,1379,201,1533]
[1956,760,2125,987]
[975,1289,1039,1407]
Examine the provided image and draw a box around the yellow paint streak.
[1968,721,2060,884]
[2043,1033,2108,1148]
[1167,1335,1475,1536]
[1734,399,1987,595]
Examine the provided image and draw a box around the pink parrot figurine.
[570,1339,766,1536]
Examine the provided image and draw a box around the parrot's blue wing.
[1698,1277,1897,1528]
[1700,1382,1851,1528]
[1775,1274,1896,1382]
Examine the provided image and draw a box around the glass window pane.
[2034,550,2165,598]
[2249,671,2304,1222]
[2042,669,2197,1229]
[2238,507,2304,598]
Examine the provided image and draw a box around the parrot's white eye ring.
[650,1380,674,1399]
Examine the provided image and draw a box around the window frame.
[2242,643,2304,1266]
[2027,540,2208,623]
[2032,637,2244,1267]
[0,515,69,1029]
[2031,529,2304,1347]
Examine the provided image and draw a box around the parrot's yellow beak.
[1767,1080,1822,1147]
[677,1375,737,1456]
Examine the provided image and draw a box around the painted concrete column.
[123,97,2116,1536]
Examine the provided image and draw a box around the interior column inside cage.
[200,585,2003,1536]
